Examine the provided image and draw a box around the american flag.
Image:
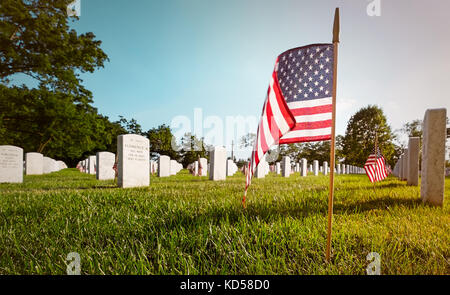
[244,44,334,203]
[364,146,388,183]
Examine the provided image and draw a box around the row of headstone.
[0,146,68,183]
[78,151,116,180]
[271,157,364,177]
[157,155,183,177]
[392,108,446,206]
[187,158,207,176]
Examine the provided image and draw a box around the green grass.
[0,168,449,274]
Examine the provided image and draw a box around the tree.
[402,119,422,138]
[0,0,108,102]
[0,84,126,166]
[178,133,208,167]
[116,116,143,135]
[342,105,398,166]
[145,124,179,160]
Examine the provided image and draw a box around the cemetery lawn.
[0,169,449,275]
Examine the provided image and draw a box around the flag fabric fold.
[244,44,335,203]
[364,146,388,183]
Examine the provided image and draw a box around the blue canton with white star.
[276,44,334,103]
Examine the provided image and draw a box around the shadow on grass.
[334,197,422,214]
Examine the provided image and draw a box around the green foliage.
[0,84,126,166]
[0,169,448,274]
[402,120,423,138]
[178,133,209,167]
[342,105,399,166]
[0,0,108,101]
[145,124,179,160]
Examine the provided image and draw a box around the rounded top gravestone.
[0,145,24,183]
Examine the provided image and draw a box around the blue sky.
[13,0,450,158]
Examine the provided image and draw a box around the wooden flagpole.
[325,7,340,262]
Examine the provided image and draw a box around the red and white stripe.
[279,97,332,144]
[364,155,387,183]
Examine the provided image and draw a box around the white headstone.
[313,160,319,176]
[0,145,23,183]
[117,134,150,188]
[323,161,328,176]
[407,137,420,186]
[25,152,43,175]
[301,158,307,176]
[276,162,281,174]
[158,155,170,177]
[88,155,96,175]
[209,146,227,181]
[199,158,208,176]
[421,108,446,206]
[96,152,116,180]
[43,156,54,174]
[170,160,178,175]
[281,156,290,177]
[401,150,408,181]
[226,159,236,176]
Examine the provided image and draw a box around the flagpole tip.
[333,8,340,43]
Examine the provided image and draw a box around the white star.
[325,57,330,63]
[314,59,319,64]
[325,90,329,95]
[305,60,309,65]
[320,86,324,91]
[325,79,329,84]
[325,69,329,73]
[319,75,324,80]
[303,82,308,87]
[314,81,319,86]
[309,87,313,92]
[314,70,319,75]
[294,84,297,88]
[304,93,308,98]
[308,76,313,82]
[319,64,324,69]
[309,53,314,59]
[315,92,319,97]
[316,47,320,52]
[298,89,302,93]
[320,52,324,57]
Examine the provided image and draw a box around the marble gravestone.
[275,162,281,174]
[301,159,307,177]
[43,156,54,174]
[117,134,150,188]
[199,158,208,176]
[158,155,170,177]
[25,152,43,175]
[421,108,446,206]
[88,155,96,175]
[313,160,319,176]
[281,156,290,178]
[0,145,23,183]
[407,137,420,186]
[170,160,178,175]
[402,150,408,181]
[323,161,328,176]
[209,146,227,181]
[96,152,116,180]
